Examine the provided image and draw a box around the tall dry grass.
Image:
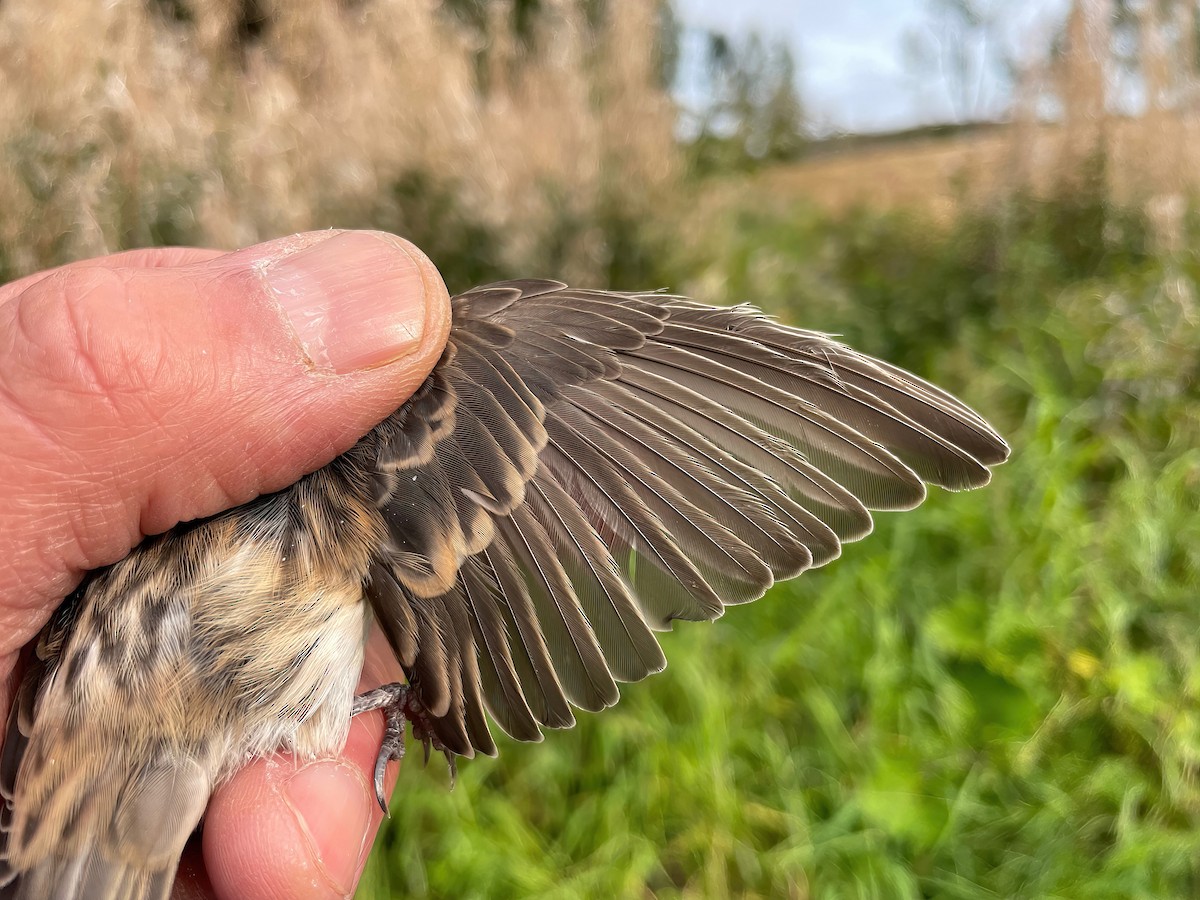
[0,0,678,281]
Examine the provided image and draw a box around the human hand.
[0,231,451,898]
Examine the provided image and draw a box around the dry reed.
[0,0,679,280]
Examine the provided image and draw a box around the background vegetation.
[1,0,1197,897]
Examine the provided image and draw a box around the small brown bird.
[0,280,1008,899]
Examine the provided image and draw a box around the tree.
[686,32,807,173]
[903,0,1015,123]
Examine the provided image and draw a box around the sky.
[674,0,1072,135]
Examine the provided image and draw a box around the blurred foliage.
[442,0,680,91]
[344,169,512,296]
[685,32,807,175]
[356,159,1200,899]
[326,166,678,297]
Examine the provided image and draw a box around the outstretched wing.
[357,280,1009,757]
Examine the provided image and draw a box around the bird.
[0,279,1008,899]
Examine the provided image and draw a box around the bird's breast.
[47,465,382,778]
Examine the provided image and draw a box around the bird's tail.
[3,846,177,900]
[2,678,211,900]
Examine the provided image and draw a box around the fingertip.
[252,231,438,375]
[204,716,398,900]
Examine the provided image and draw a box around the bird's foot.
[351,683,456,813]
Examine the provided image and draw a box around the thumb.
[0,230,451,656]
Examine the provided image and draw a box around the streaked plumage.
[0,280,1008,899]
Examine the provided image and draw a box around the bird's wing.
[359,280,1009,756]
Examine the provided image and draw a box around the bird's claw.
[351,682,455,812]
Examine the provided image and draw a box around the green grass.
[358,183,1200,899]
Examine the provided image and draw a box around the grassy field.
[358,183,1200,899]
[740,113,1200,223]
